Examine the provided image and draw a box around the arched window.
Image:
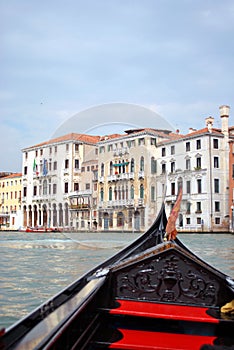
[140,184,144,199]
[151,157,157,174]
[122,160,126,173]
[110,161,113,175]
[109,187,112,200]
[140,156,144,171]
[100,187,104,201]
[101,163,104,176]
[130,185,134,199]
[43,179,47,195]
[130,158,135,172]
[122,185,125,200]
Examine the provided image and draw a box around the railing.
[69,190,92,197]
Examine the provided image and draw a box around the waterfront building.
[156,105,232,232]
[96,128,180,231]
[20,105,233,232]
[0,173,22,230]
[21,133,100,230]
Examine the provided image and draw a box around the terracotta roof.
[24,133,102,150]
[1,173,22,179]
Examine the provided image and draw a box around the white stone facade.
[20,107,233,232]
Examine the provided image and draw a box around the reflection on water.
[0,231,233,329]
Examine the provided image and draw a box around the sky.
[1,0,234,172]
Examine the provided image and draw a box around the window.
[40,149,43,156]
[24,166,27,175]
[130,185,134,199]
[140,184,144,199]
[186,158,191,170]
[215,217,221,224]
[81,167,85,172]
[43,180,47,195]
[99,146,105,153]
[197,217,201,224]
[138,138,145,145]
[162,147,166,156]
[74,183,79,191]
[214,157,219,168]
[85,183,90,190]
[74,159,79,169]
[162,163,166,174]
[213,139,219,149]
[196,202,202,213]
[100,188,104,201]
[186,181,191,194]
[233,164,234,178]
[101,163,104,176]
[171,182,175,195]
[186,202,191,214]
[197,179,202,193]
[214,179,219,193]
[110,161,113,175]
[53,161,57,171]
[130,158,135,172]
[170,162,175,173]
[64,182,68,193]
[171,145,175,155]
[65,159,69,169]
[140,156,144,171]
[186,218,191,225]
[109,187,112,200]
[215,201,220,212]
[151,157,157,174]
[23,187,27,197]
[53,184,57,194]
[186,142,190,151]
[196,157,201,169]
[196,139,201,149]
[151,138,156,146]
[151,186,155,201]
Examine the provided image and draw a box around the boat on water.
[1,192,234,349]
[19,226,62,233]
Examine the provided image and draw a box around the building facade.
[0,173,22,230]
[21,133,100,230]
[20,105,233,232]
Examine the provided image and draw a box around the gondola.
[1,193,234,350]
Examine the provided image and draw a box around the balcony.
[113,147,129,156]
[138,198,144,206]
[108,172,135,182]
[69,190,92,197]
[70,203,90,210]
[138,171,144,179]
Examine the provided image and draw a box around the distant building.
[21,133,100,230]
[20,105,234,232]
[0,173,22,230]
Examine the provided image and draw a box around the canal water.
[0,231,234,330]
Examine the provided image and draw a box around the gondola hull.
[1,205,234,349]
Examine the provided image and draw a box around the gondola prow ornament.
[165,187,183,241]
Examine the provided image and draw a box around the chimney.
[219,105,230,135]
[205,116,214,133]
[189,128,197,134]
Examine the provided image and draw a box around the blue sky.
[1,0,234,172]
